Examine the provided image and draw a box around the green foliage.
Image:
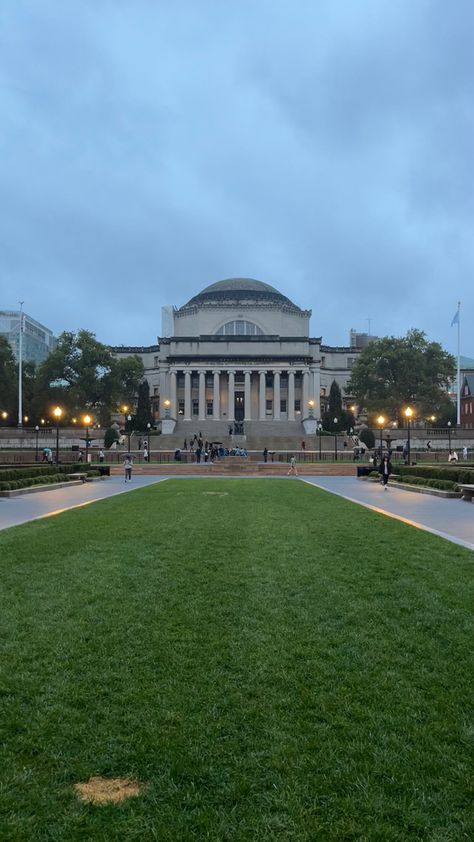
[322,381,348,431]
[104,426,120,449]
[348,329,455,417]
[394,475,459,491]
[34,329,144,423]
[397,464,474,484]
[0,335,17,417]
[359,428,375,449]
[135,380,152,430]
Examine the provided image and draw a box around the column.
[213,370,221,420]
[273,371,281,420]
[259,370,267,420]
[227,370,235,422]
[184,371,191,421]
[170,370,177,418]
[302,369,309,415]
[310,367,321,419]
[244,370,252,420]
[198,370,206,421]
[288,371,295,421]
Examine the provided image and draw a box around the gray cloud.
[1,0,472,356]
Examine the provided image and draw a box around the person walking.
[287,455,298,476]
[426,440,432,451]
[379,454,392,490]
[143,443,149,463]
[123,455,133,482]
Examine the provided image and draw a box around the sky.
[1,0,473,357]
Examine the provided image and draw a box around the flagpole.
[456,301,461,426]
[18,301,24,428]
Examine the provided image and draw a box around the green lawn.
[1,479,473,841]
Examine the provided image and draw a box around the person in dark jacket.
[379,455,392,490]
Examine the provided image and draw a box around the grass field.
[1,479,473,841]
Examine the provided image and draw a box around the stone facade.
[111,278,358,431]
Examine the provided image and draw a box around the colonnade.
[165,367,321,422]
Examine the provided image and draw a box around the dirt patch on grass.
[74,776,142,804]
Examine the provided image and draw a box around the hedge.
[397,465,474,484]
[393,475,459,491]
[0,467,99,491]
[0,465,97,483]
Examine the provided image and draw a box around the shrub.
[359,429,375,449]
[397,465,474,484]
[392,475,458,492]
[104,427,120,449]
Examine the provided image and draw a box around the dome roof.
[180,277,302,312]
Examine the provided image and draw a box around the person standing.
[263,447,268,463]
[463,446,468,461]
[426,440,432,451]
[98,449,105,463]
[287,455,298,476]
[143,443,149,463]
[379,455,392,490]
[301,440,306,451]
[123,455,133,482]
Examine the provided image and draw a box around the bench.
[68,472,87,483]
[458,484,474,502]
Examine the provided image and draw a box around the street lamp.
[146,422,151,461]
[333,417,338,461]
[377,415,385,460]
[35,424,39,461]
[127,414,132,453]
[308,399,315,418]
[83,414,92,463]
[318,422,322,460]
[1,411,7,423]
[447,420,452,455]
[53,406,63,464]
[404,406,413,465]
[163,399,171,418]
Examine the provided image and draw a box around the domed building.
[112,278,359,438]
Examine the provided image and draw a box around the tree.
[348,329,455,419]
[322,380,352,432]
[135,380,152,431]
[34,330,144,424]
[0,335,16,419]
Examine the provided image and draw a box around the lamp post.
[127,414,132,453]
[308,399,315,418]
[333,417,338,461]
[83,414,92,463]
[447,420,452,455]
[1,411,7,424]
[35,424,39,461]
[377,415,385,461]
[404,406,413,465]
[163,399,171,418]
[53,406,63,464]
[318,422,322,460]
[146,422,151,462]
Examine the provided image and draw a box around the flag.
[451,309,459,327]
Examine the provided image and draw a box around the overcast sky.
[1,0,472,356]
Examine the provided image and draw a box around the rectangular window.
[266,399,273,412]
[153,387,159,396]
[295,399,301,412]
[265,373,274,387]
[178,399,184,415]
[206,375,213,387]
[207,400,213,415]
[280,399,287,413]
[320,387,326,396]
[192,399,199,416]
[321,356,326,367]
[154,356,159,367]
[347,357,354,369]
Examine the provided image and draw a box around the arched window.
[216,320,264,336]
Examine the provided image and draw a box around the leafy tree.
[34,330,144,424]
[348,329,455,420]
[0,335,16,420]
[359,428,375,449]
[135,380,152,431]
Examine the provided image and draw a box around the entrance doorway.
[235,391,244,422]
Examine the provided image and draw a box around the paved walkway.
[0,477,168,532]
[303,476,474,551]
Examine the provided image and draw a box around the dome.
[180,277,302,312]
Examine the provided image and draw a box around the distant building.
[112,277,359,435]
[461,374,474,429]
[0,310,57,365]
[349,329,378,349]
